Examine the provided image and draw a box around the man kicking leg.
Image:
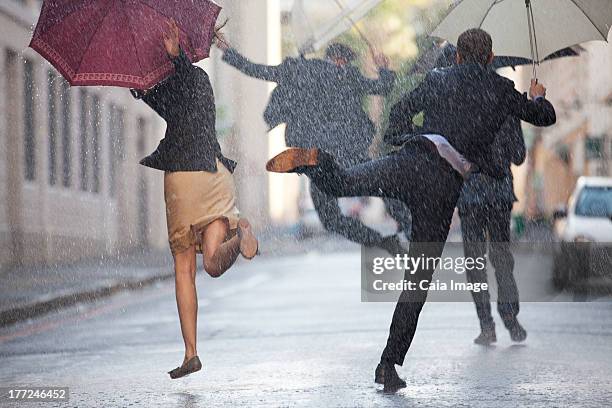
[266,29,556,392]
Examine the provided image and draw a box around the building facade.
[513,40,612,218]
[0,0,281,268]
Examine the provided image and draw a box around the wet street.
[1,250,612,407]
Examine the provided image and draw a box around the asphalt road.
[1,250,611,407]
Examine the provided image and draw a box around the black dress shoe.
[168,356,202,379]
[509,321,527,342]
[474,327,497,345]
[380,363,407,393]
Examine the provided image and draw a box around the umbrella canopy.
[291,0,382,54]
[490,47,582,71]
[30,0,221,89]
[410,41,582,74]
[431,0,611,74]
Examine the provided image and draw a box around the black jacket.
[222,48,396,166]
[458,115,526,210]
[384,63,555,178]
[136,49,236,173]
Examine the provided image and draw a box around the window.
[47,70,58,185]
[79,89,89,191]
[91,95,101,193]
[23,59,36,181]
[575,187,612,218]
[108,105,125,198]
[137,118,147,155]
[60,79,72,187]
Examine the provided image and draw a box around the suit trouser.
[309,182,384,246]
[383,197,412,239]
[308,140,463,366]
[459,205,520,330]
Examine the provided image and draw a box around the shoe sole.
[238,219,258,260]
[474,336,497,345]
[474,339,497,345]
[266,148,319,173]
[168,358,202,379]
[169,365,201,379]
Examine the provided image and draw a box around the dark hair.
[457,28,492,65]
[325,43,356,63]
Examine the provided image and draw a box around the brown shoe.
[168,356,202,379]
[238,218,258,260]
[266,148,319,173]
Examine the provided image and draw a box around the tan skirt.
[164,159,241,255]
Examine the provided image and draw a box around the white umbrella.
[432,0,612,78]
[291,0,383,54]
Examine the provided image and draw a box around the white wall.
[0,3,168,266]
[216,0,284,230]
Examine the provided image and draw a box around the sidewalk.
[0,250,174,327]
[0,231,358,327]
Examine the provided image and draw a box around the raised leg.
[201,219,241,278]
[308,150,406,199]
[310,183,383,246]
[384,197,412,240]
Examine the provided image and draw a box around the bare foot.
[238,218,258,260]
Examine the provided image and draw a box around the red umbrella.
[30,0,221,90]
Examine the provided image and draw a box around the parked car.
[552,177,612,289]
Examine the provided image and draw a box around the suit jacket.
[136,49,236,173]
[384,63,555,178]
[222,48,396,166]
[458,115,526,211]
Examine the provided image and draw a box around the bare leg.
[202,219,241,278]
[202,218,259,277]
[173,245,198,364]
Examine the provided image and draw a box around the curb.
[0,270,174,328]
[0,236,330,329]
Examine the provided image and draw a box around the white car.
[552,177,612,289]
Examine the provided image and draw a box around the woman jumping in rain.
[132,20,259,379]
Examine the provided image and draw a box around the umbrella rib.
[477,1,498,29]
[568,0,609,40]
[135,0,199,40]
[135,0,173,21]
[122,6,148,81]
[37,0,97,35]
[74,1,116,74]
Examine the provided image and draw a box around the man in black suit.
[219,40,407,255]
[458,115,527,345]
[266,28,556,392]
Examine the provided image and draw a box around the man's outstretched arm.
[357,53,396,96]
[358,69,396,96]
[222,48,284,83]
